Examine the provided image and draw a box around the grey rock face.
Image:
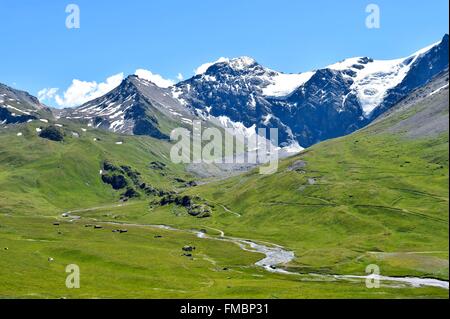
[0,83,49,125]
[61,75,196,139]
[368,69,449,139]
[174,35,449,147]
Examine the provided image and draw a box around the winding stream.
[64,209,449,290]
[192,227,449,290]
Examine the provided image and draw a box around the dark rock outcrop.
[39,125,64,142]
[101,174,127,190]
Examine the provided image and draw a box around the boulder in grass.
[39,125,64,142]
[113,229,128,234]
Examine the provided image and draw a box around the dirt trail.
[64,202,136,214]
[219,205,241,217]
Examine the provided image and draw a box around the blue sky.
[0,0,448,108]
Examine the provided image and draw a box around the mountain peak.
[195,56,259,76]
[122,74,160,91]
[1,82,50,125]
[125,74,139,81]
[227,56,257,69]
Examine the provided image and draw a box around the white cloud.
[194,57,229,75]
[52,73,124,108]
[37,87,59,102]
[134,69,174,88]
[176,73,184,81]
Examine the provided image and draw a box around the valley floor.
[0,211,447,299]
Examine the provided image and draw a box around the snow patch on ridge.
[216,115,257,138]
[327,40,441,115]
[228,56,257,70]
[262,72,315,97]
[194,56,257,76]
[429,83,449,96]
[210,114,303,156]
[279,141,303,153]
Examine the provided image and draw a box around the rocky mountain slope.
[0,83,52,125]
[174,34,449,147]
[368,68,449,138]
[59,75,197,139]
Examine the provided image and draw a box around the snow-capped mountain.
[0,83,50,125]
[371,34,449,119]
[61,75,196,139]
[174,34,449,147]
[172,56,316,145]
[58,34,448,148]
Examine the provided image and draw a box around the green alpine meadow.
[0,2,449,302]
[1,72,448,298]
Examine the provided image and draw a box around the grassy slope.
[182,90,449,280]
[115,88,449,283]
[181,133,448,277]
[0,86,448,298]
[96,132,448,284]
[0,120,191,216]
